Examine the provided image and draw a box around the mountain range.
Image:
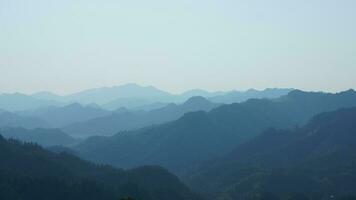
[1,86,356,200]
[0,84,292,112]
[19,103,110,127]
[186,107,356,200]
[63,96,220,137]
[0,110,49,129]
[74,89,356,174]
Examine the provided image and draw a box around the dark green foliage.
[0,135,200,200]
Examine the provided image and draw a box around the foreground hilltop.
[0,135,201,200]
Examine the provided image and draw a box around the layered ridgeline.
[0,84,291,112]
[0,109,49,129]
[0,135,201,200]
[75,90,356,173]
[32,83,173,106]
[63,96,220,137]
[186,107,356,200]
[0,127,78,147]
[19,103,110,127]
[208,88,293,104]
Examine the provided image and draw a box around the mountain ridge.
[186,107,356,199]
[74,89,356,174]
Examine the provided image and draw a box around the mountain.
[103,97,158,110]
[26,103,110,127]
[0,135,201,200]
[28,84,293,109]
[0,93,62,111]
[180,89,227,100]
[65,83,173,105]
[75,90,356,173]
[0,85,292,113]
[0,110,49,129]
[209,88,293,104]
[27,84,175,109]
[186,107,356,200]
[0,127,78,147]
[63,96,219,137]
[132,102,168,111]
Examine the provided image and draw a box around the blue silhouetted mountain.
[0,135,201,200]
[209,88,293,104]
[103,97,159,110]
[27,84,293,110]
[74,89,356,174]
[26,103,110,127]
[0,93,63,111]
[0,110,49,129]
[186,107,356,199]
[180,89,227,100]
[132,102,168,111]
[63,96,219,137]
[64,83,174,105]
[0,127,78,147]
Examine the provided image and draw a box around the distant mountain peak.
[339,89,356,95]
[66,102,82,108]
[183,96,211,105]
[246,88,259,93]
[85,103,102,110]
[286,89,310,97]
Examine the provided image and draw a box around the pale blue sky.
[1,0,355,94]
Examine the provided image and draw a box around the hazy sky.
[1,0,355,95]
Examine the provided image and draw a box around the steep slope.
[0,127,78,147]
[0,135,201,200]
[75,90,356,173]
[63,96,219,137]
[187,107,356,200]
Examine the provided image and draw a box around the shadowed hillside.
[63,96,219,137]
[0,127,78,147]
[75,90,356,173]
[0,135,201,200]
[186,107,356,200]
